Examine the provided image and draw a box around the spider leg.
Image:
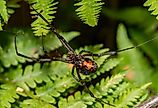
[15,35,69,63]
[38,57,69,63]
[14,35,38,61]
[30,6,75,53]
[71,66,115,107]
[82,36,158,57]
[41,35,47,53]
[71,66,88,84]
[83,82,115,107]
[94,47,135,57]
[81,50,115,57]
[81,35,158,57]
[79,50,95,60]
[72,66,80,82]
[80,50,114,60]
[79,50,93,55]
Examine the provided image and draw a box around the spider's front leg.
[79,50,93,55]
[79,49,115,59]
[79,50,95,60]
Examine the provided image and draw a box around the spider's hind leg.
[71,66,115,107]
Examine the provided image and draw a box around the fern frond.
[0,0,20,30]
[2,61,75,107]
[94,74,125,97]
[35,74,76,104]
[144,0,158,20]
[28,0,58,36]
[74,0,104,27]
[0,84,19,108]
[115,83,151,108]
[20,99,55,108]
[58,74,150,108]
[7,0,21,14]
[91,75,150,107]
[58,91,94,108]
[98,58,121,73]
[0,0,9,30]
[4,63,49,91]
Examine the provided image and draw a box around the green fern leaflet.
[144,0,158,20]
[28,0,58,36]
[0,0,9,30]
[75,0,104,27]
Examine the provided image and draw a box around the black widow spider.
[14,5,158,107]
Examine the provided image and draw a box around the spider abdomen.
[78,58,98,75]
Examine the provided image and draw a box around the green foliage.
[28,0,58,36]
[0,0,104,33]
[0,0,20,30]
[0,0,9,30]
[116,24,158,91]
[0,28,150,108]
[116,24,154,84]
[102,7,158,91]
[0,1,154,108]
[0,84,19,108]
[102,7,157,30]
[0,29,79,72]
[59,74,150,108]
[144,0,158,20]
[74,0,104,27]
[20,99,56,108]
